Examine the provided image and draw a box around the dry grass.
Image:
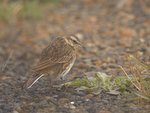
[120,51,150,103]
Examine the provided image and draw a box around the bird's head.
[64,34,82,49]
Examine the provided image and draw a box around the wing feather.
[31,49,74,71]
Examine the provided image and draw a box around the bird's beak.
[80,44,86,50]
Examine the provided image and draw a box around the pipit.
[21,34,82,91]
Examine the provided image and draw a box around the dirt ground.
[0,0,150,113]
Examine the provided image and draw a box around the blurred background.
[1,0,150,75]
[0,0,150,112]
[0,0,150,59]
[1,0,150,79]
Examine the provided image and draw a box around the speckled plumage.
[21,34,81,89]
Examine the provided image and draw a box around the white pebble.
[70,105,76,109]
[70,101,74,104]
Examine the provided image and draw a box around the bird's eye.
[73,40,77,44]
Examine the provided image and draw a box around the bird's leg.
[49,79,57,94]
[60,77,68,91]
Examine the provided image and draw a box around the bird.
[21,34,82,91]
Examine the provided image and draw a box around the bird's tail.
[21,73,44,89]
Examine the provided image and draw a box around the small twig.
[119,65,141,91]
[5,61,22,76]
[0,50,14,79]
[1,50,14,72]
[47,99,59,106]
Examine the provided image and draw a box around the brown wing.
[31,38,74,71]
[31,51,74,71]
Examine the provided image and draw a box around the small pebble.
[102,64,107,69]
[4,106,10,110]
[3,83,8,87]
[102,100,109,104]
[93,104,99,108]
[70,102,74,104]
[85,99,89,101]
[70,105,76,109]
[111,96,118,100]
[77,100,82,104]
[12,110,19,113]
[83,59,91,63]
[74,91,86,96]
[86,101,92,107]
[53,95,58,98]
[15,98,20,102]
[108,64,120,68]
[0,99,4,102]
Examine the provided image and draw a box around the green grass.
[0,0,62,22]
[0,1,20,22]
[20,0,42,19]
[54,72,131,95]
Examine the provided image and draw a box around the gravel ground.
[0,0,150,113]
